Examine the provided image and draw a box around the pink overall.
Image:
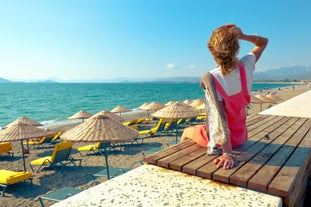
[192,63,250,148]
[212,63,250,147]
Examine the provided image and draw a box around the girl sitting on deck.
[181,24,268,170]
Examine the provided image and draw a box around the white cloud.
[189,64,196,69]
[166,62,179,70]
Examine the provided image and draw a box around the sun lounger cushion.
[0,142,12,155]
[78,143,100,151]
[0,170,32,185]
[30,156,53,165]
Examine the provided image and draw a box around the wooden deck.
[143,114,311,207]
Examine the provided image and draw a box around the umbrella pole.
[175,125,178,144]
[103,143,110,179]
[26,139,30,153]
[20,140,27,172]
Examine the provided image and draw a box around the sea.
[0,82,296,128]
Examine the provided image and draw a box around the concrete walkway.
[260,90,311,118]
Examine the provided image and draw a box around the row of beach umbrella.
[0,100,201,178]
[0,93,282,177]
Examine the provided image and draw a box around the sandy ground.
[0,84,310,207]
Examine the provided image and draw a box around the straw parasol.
[141,102,165,118]
[141,102,165,111]
[255,94,276,112]
[165,100,176,106]
[183,99,193,105]
[61,115,138,179]
[152,102,199,143]
[0,122,52,171]
[250,95,262,103]
[68,110,92,122]
[254,94,274,103]
[111,105,132,116]
[250,95,264,111]
[190,99,204,108]
[92,110,125,123]
[3,116,42,128]
[265,93,283,102]
[152,102,198,119]
[196,103,206,113]
[138,102,149,110]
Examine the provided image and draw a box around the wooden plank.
[248,118,309,193]
[247,114,277,128]
[231,116,286,153]
[246,114,271,127]
[229,117,301,187]
[157,144,202,168]
[211,142,267,183]
[211,116,292,183]
[169,147,207,171]
[247,115,284,139]
[182,152,217,175]
[143,140,195,164]
[269,120,311,207]
[269,120,311,196]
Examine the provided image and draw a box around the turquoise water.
[0,82,295,127]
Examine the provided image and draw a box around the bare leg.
[180,126,196,142]
[180,125,209,147]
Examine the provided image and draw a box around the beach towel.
[200,72,230,155]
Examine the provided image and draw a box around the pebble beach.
[1,84,310,207]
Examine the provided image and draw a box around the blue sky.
[0,0,310,82]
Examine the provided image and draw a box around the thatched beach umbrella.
[196,103,206,114]
[138,102,149,110]
[190,99,204,108]
[152,102,199,143]
[165,100,176,106]
[3,116,42,128]
[111,105,132,116]
[254,94,274,103]
[0,122,52,171]
[68,110,92,122]
[93,110,125,123]
[265,93,283,102]
[61,115,138,179]
[255,94,275,111]
[250,95,263,103]
[141,102,165,118]
[142,102,165,110]
[250,95,264,111]
[183,99,193,105]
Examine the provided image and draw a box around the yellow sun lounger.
[24,131,63,149]
[0,170,32,196]
[30,141,82,172]
[77,142,102,156]
[0,142,14,158]
[78,142,124,156]
[138,118,167,136]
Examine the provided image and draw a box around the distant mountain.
[1,65,310,83]
[0,77,11,83]
[148,76,201,83]
[33,79,58,83]
[253,65,311,81]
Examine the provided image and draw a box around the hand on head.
[220,24,243,39]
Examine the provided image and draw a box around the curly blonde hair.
[207,25,240,76]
